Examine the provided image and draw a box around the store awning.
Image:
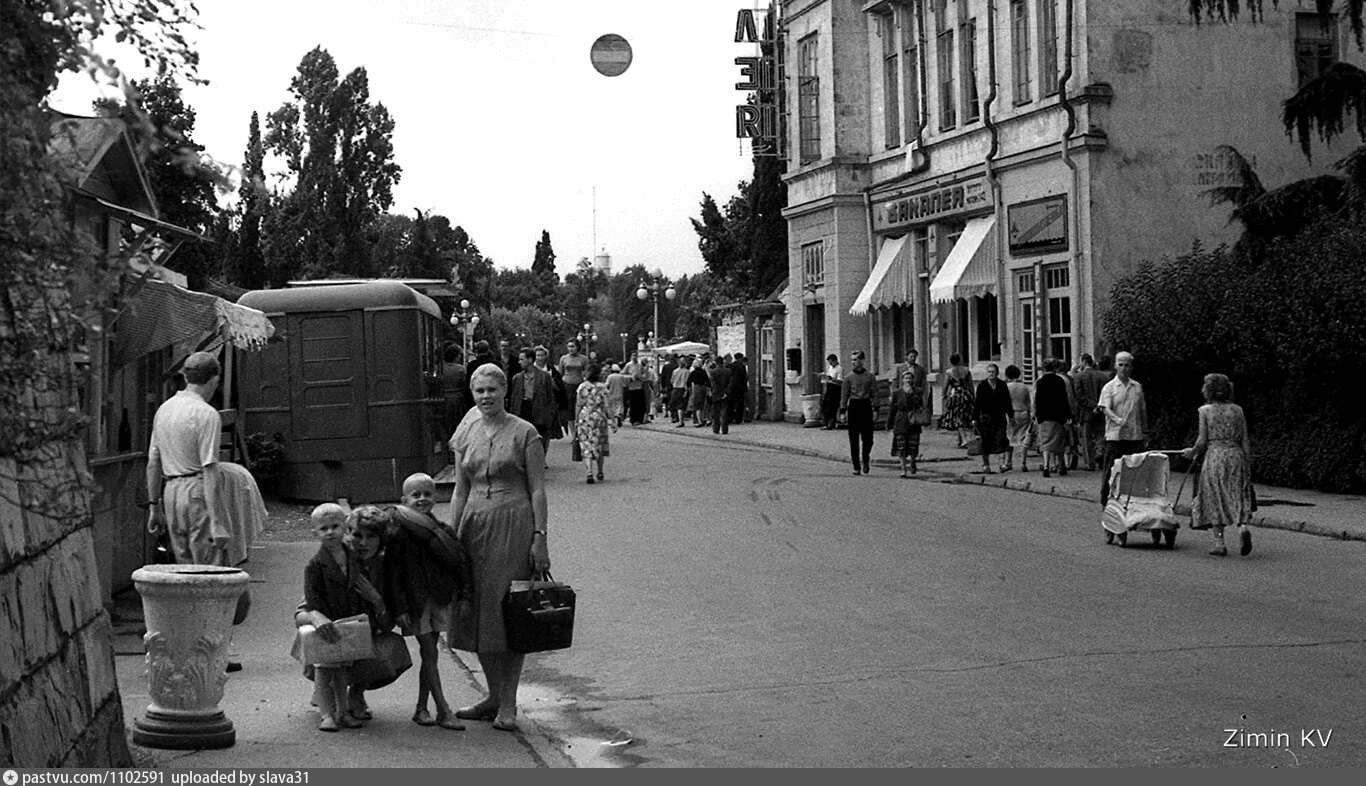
[929,216,997,303]
[110,278,275,368]
[849,234,909,316]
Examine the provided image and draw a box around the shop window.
[1043,264,1069,290]
[975,293,999,361]
[1011,0,1031,105]
[798,34,821,164]
[881,13,901,148]
[1296,12,1339,88]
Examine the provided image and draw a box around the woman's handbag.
[502,572,576,654]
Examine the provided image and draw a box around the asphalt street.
[508,426,1366,767]
[115,423,1366,768]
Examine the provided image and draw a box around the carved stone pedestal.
[131,564,249,749]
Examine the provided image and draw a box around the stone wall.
[0,442,132,766]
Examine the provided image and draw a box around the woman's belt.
[165,471,202,479]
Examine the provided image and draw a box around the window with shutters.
[1296,12,1339,87]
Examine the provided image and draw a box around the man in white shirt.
[146,351,226,565]
[1097,350,1149,507]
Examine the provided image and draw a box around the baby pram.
[1101,451,1187,548]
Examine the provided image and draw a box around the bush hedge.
[1103,222,1366,493]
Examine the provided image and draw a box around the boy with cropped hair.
[386,473,471,730]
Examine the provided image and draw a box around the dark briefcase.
[502,572,575,654]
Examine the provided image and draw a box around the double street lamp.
[449,299,480,359]
[636,270,676,351]
[576,323,597,355]
[619,332,629,362]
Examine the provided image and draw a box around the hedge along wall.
[1103,224,1366,494]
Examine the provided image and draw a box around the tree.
[262,47,400,283]
[531,229,558,281]
[233,111,268,288]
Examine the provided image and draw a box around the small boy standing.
[386,473,471,730]
[301,503,363,731]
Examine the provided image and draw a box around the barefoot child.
[386,473,472,730]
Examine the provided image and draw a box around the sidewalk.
[652,415,1366,544]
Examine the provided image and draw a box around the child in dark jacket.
[301,503,392,731]
[385,473,472,730]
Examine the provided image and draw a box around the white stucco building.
[776,0,1362,419]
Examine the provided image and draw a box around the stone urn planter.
[131,564,249,749]
[799,393,824,427]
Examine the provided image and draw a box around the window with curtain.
[936,1,956,130]
[901,4,921,137]
[961,15,980,123]
[1040,0,1059,97]
[882,13,901,148]
[1011,0,1032,105]
[798,33,821,164]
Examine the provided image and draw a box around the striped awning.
[110,278,275,367]
[930,216,997,303]
[849,235,910,316]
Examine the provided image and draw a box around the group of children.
[299,472,472,732]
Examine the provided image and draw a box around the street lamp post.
[449,299,480,359]
[619,332,629,362]
[636,269,677,351]
[576,323,597,357]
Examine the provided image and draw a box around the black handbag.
[502,572,575,654]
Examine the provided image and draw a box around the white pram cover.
[1101,451,1178,534]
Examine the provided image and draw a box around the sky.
[50,0,767,282]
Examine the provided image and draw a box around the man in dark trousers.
[727,352,749,426]
[707,357,733,435]
[659,353,679,423]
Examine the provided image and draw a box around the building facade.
[777,0,1361,417]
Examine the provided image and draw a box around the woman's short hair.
[1005,365,1021,380]
[987,363,1000,374]
[949,353,961,366]
[470,362,507,389]
[1203,372,1234,402]
[533,344,549,357]
[827,353,839,364]
[586,363,603,383]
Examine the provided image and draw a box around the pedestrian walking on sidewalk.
[448,363,552,732]
[1072,353,1108,470]
[840,351,876,474]
[1003,365,1033,472]
[1181,373,1254,557]
[886,370,923,476]
[820,354,844,429]
[708,357,733,434]
[670,356,692,426]
[973,363,1012,474]
[688,357,711,427]
[940,354,975,448]
[1033,358,1075,478]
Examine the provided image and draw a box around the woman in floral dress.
[939,353,976,447]
[1182,373,1254,557]
[575,363,614,484]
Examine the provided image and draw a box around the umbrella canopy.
[653,340,710,356]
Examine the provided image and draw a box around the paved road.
[504,426,1366,767]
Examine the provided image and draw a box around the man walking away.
[727,353,749,426]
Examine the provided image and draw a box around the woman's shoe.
[454,703,499,721]
[586,474,594,484]
[337,713,363,729]
[1042,467,1050,478]
[1239,528,1253,556]
[492,713,519,732]
[596,470,604,481]
[318,714,340,732]
[1209,547,1228,557]
[412,708,437,726]
[435,713,465,731]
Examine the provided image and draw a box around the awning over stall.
[849,234,909,316]
[929,216,997,303]
[110,277,275,367]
